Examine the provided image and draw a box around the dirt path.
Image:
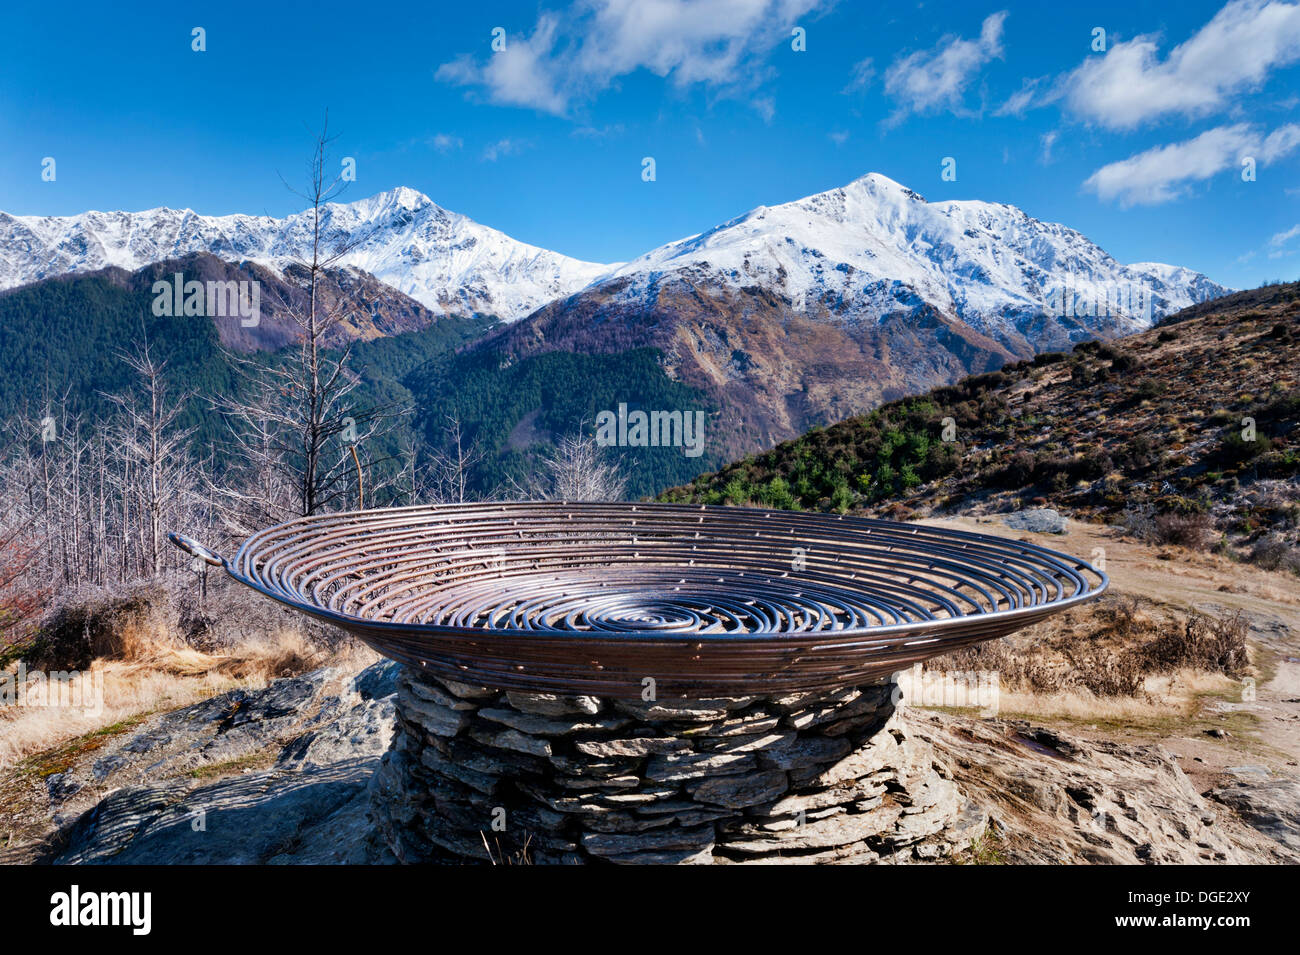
[920,515,1300,789]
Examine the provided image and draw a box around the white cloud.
[995,75,1044,117]
[1063,0,1300,130]
[1272,223,1300,246]
[437,15,571,114]
[431,134,463,153]
[1083,122,1300,205]
[882,11,1008,124]
[1040,130,1058,163]
[829,129,849,145]
[482,138,529,162]
[842,57,875,94]
[571,123,627,139]
[437,0,826,117]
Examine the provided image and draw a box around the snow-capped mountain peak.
[602,171,1230,346]
[0,189,613,322]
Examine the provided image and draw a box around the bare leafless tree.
[513,432,628,502]
[103,340,197,576]
[428,413,485,504]
[212,113,407,525]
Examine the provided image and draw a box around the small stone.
[581,824,716,859]
[436,677,499,701]
[554,774,642,791]
[601,847,714,865]
[785,686,893,731]
[645,751,756,782]
[598,789,678,806]
[506,691,602,717]
[613,698,755,723]
[684,710,783,738]
[549,754,642,776]
[769,685,869,713]
[419,748,498,795]
[574,737,692,758]
[807,727,904,787]
[723,804,904,854]
[516,785,623,815]
[399,696,469,737]
[468,725,552,757]
[476,707,623,737]
[1003,508,1067,534]
[688,770,789,809]
[402,678,476,711]
[697,731,796,755]
[756,734,853,771]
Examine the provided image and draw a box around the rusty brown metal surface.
[170,502,1107,697]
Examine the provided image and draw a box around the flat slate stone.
[468,726,553,758]
[476,707,624,737]
[645,751,757,782]
[505,691,602,718]
[402,678,476,711]
[399,696,469,738]
[574,737,692,758]
[688,770,790,809]
[580,824,716,858]
[755,734,853,770]
[613,698,756,723]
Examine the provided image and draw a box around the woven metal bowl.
[171,502,1106,697]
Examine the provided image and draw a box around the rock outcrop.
[43,662,398,864]
[912,713,1287,864]
[1208,778,1300,855]
[29,662,1296,865]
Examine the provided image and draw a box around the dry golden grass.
[1,586,374,769]
[990,671,1241,725]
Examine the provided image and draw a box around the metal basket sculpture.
[171,502,1106,697]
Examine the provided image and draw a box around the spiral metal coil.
[171,502,1106,697]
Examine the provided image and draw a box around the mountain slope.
[0,254,494,451]
[660,282,1300,568]
[472,173,1230,466]
[0,188,611,322]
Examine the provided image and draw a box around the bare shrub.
[1131,611,1249,678]
[1152,512,1216,550]
[18,577,347,674]
[932,596,1249,700]
[1121,503,1156,540]
[24,582,180,670]
[513,433,628,502]
[1249,537,1300,574]
[179,578,348,654]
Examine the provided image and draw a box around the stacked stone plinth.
[370,666,986,864]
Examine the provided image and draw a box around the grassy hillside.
[661,282,1300,568]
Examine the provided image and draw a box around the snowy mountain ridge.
[0,187,611,322]
[0,172,1229,337]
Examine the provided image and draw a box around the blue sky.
[1,0,1298,289]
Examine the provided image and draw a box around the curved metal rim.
[218,501,1108,645]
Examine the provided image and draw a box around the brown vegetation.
[664,282,1300,571]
